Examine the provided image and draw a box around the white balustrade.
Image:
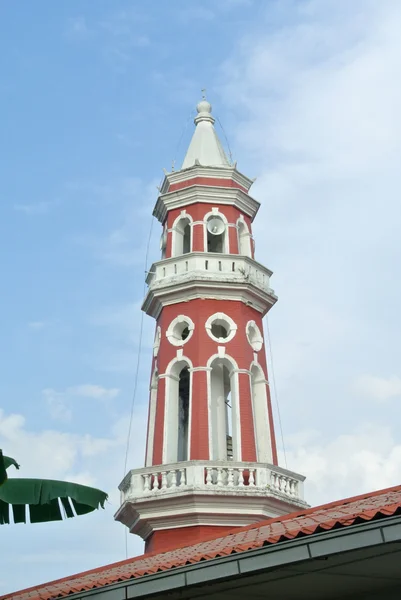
[146,253,272,294]
[120,461,304,503]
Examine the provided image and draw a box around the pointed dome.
[181,98,230,169]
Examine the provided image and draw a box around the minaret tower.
[116,98,307,554]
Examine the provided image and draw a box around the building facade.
[115,98,307,554]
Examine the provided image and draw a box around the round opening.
[246,320,263,352]
[206,313,237,343]
[172,321,190,341]
[211,320,229,339]
[248,325,258,343]
[166,316,194,346]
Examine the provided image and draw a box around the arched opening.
[183,222,191,254]
[206,216,226,253]
[209,358,239,461]
[250,364,272,463]
[145,367,159,467]
[238,220,252,257]
[177,367,190,462]
[173,217,191,256]
[164,358,192,463]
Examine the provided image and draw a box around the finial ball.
[196,99,212,114]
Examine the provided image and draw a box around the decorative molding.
[158,373,180,382]
[159,165,254,195]
[153,326,161,357]
[153,185,260,223]
[143,284,277,321]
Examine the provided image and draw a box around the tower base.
[115,460,308,554]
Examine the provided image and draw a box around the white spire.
[181,96,230,170]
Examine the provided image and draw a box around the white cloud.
[28,321,45,330]
[0,407,147,594]
[65,16,93,40]
[71,384,120,400]
[285,423,401,506]
[13,201,57,215]
[43,389,72,423]
[42,385,121,421]
[218,0,401,442]
[353,374,401,402]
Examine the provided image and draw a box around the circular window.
[166,315,194,346]
[205,313,237,343]
[246,320,264,352]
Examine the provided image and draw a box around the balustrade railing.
[120,461,304,503]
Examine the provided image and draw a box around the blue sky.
[1,0,401,595]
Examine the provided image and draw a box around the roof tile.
[3,485,401,600]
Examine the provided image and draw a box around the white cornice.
[142,281,277,320]
[153,185,260,223]
[115,490,308,541]
[160,165,254,194]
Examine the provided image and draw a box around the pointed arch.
[172,212,193,257]
[250,362,273,463]
[206,353,241,461]
[237,216,252,257]
[163,356,194,463]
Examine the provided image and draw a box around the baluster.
[179,468,186,487]
[161,471,167,490]
[280,476,287,494]
[206,467,212,485]
[143,474,150,492]
[238,469,244,487]
[170,470,177,488]
[249,469,255,487]
[152,473,159,491]
[271,471,277,490]
[227,468,234,487]
[292,480,298,497]
[217,467,223,486]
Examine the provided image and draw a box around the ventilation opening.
[167,316,194,346]
[172,321,190,342]
[226,390,233,460]
[177,367,190,462]
[211,361,234,461]
[207,216,225,253]
[208,232,224,253]
[183,223,191,254]
[211,321,229,339]
[173,217,191,257]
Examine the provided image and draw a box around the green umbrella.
[0,449,108,525]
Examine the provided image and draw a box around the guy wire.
[123,214,155,558]
[265,314,288,469]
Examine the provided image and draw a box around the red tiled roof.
[4,484,401,600]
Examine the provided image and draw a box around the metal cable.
[216,115,234,165]
[265,314,288,468]
[123,214,155,558]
